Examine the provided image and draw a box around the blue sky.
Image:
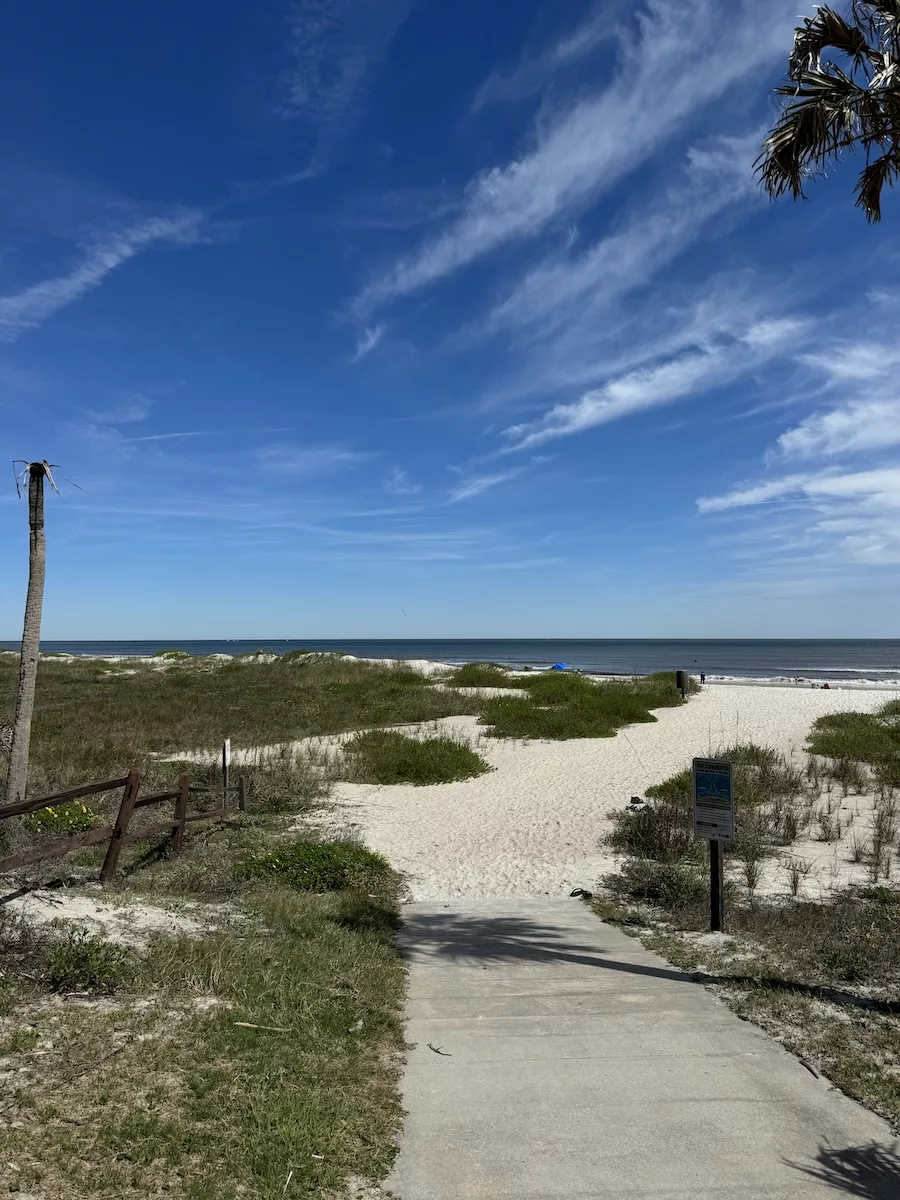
[2,0,899,639]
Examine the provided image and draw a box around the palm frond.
[854,148,900,219]
[852,0,900,59]
[757,66,873,198]
[790,6,878,78]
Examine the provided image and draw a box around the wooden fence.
[0,770,247,881]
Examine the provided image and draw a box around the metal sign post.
[692,757,734,933]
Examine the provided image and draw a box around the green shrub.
[522,672,595,703]
[153,649,193,660]
[605,796,701,864]
[342,730,491,785]
[448,662,521,688]
[479,673,688,740]
[606,744,805,867]
[237,839,394,894]
[479,694,619,740]
[45,927,133,993]
[604,860,708,910]
[26,800,101,837]
[808,710,900,764]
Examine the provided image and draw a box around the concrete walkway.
[387,898,899,1200]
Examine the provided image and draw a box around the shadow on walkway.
[399,909,900,1014]
[400,910,693,984]
[789,1142,900,1200]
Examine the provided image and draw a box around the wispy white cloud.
[128,431,212,443]
[698,468,900,565]
[697,474,814,514]
[281,0,415,167]
[351,323,385,362]
[480,133,759,343]
[356,0,793,313]
[504,317,808,451]
[778,398,900,460]
[446,468,524,504]
[256,443,367,475]
[773,333,900,460]
[384,466,421,495]
[471,5,613,112]
[0,211,205,342]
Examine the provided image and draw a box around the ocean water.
[2,638,900,684]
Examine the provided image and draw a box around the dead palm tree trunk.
[5,462,53,826]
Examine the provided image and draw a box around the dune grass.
[447,662,522,688]
[0,652,475,800]
[808,701,900,785]
[342,729,491,785]
[479,670,695,740]
[237,838,395,893]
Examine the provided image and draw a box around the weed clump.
[45,927,133,994]
[448,662,521,688]
[343,730,491,785]
[26,800,100,837]
[237,839,394,894]
[479,671,693,741]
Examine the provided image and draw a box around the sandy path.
[327,685,897,902]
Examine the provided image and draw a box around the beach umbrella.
[551,662,567,671]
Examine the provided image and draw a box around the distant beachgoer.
[700,672,706,685]
[822,681,830,690]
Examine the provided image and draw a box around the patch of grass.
[26,799,101,836]
[0,882,406,1198]
[448,662,521,687]
[45,926,134,994]
[604,859,709,911]
[237,838,395,895]
[479,671,694,741]
[342,729,491,784]
[808,706,900,779]
[0,652,479,802]
[605,743,805,868]
[152,649,193,660]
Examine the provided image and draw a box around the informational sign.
[692,757,734,841]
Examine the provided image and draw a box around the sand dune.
[326,685,897,901]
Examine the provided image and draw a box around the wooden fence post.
[238,776,247,813]
[171,774,190,855]
[100,769,141,883]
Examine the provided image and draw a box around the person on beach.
[700,672,706,685]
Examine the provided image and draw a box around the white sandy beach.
[322,683,898,902]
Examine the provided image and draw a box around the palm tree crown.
[757,1,900,221]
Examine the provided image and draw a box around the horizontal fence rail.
[0,768,246,880]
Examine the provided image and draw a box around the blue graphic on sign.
[695,770,732,802]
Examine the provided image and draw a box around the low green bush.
[480,695,618,739]
[343,729,491,784]
[605,743,805,866]
[26,800,101,837]
[153,649,193,660]
[237,839,394,894]
[45,927,133,993]
[479,672,691,740]
[448,662,521,688]
[604,860,709,911]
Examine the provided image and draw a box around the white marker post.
[692,757,734,933]
[222,737,231,809]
